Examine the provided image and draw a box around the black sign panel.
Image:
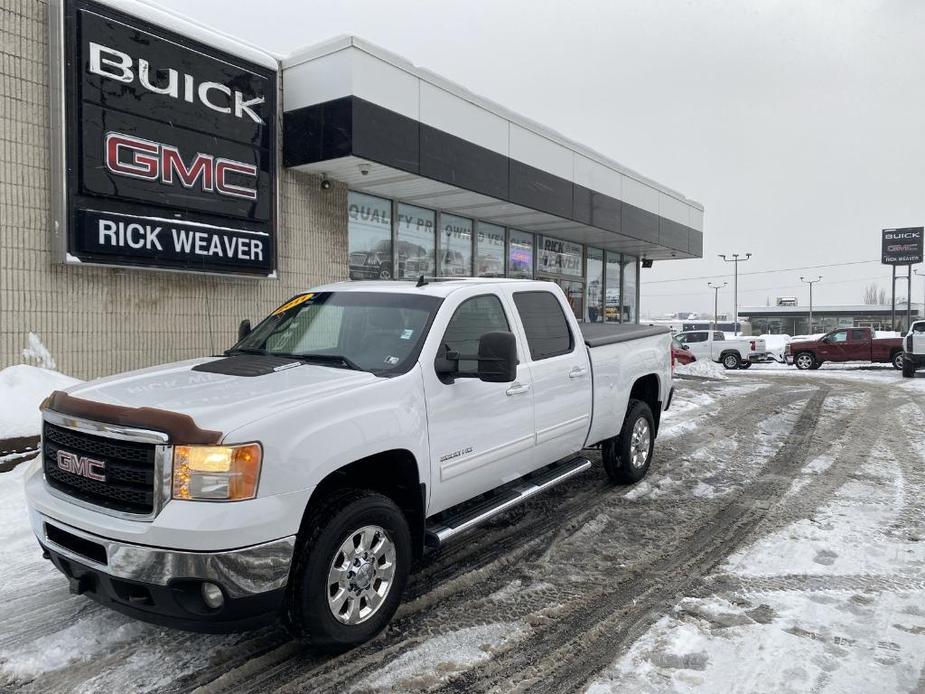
[59,0,277,275]
[882,227,923,265]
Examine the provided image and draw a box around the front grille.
[43,422,157,515]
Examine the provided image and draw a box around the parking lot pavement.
[1,367,923,693]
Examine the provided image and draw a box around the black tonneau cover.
[581,323,671,348]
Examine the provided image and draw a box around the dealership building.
[0,0,704,379]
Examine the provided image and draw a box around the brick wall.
[0,0,348,379]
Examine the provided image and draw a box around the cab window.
[440,294,510,374]
[829,330,848,343]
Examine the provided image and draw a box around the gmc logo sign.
[105,132,258,200]
[56,450,107,482]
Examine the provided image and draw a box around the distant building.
[739,304,922,335]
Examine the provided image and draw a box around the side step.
[424,456,593,547]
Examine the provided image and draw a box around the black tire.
[721,352,741,370]
[794,352,816,370]
[738,361,752,369]
[903,359,915,378]
[891,351,904,370]
[285,490,411,651]
[809,362,822,370]
[602,399,655,484]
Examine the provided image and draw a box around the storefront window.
[537,236,583,277]
[438,214,473,277]
[604,251,622,322]
[508,230,534,278]
[395,203,436,280]
[585,247,604,322]
[347,192,392,280]
[559,279,584,320]
[476,222,506,277]
[622,256,638,323]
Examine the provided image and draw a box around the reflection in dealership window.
[537,236,583,277]
[396,204,436,280]
[604,251,622,322]
[438,214,473,277]
[508,230,534,278]
[347,192,392,280]
[560,279,584,320]
[622,256,638,322]
[476,222,505,277]
[585,248,604,322]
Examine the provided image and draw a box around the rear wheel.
[286,491,411,651]
[795,352,815,370]
[603,399,655,484]
[891,351,904,370]
[721,352,741,370]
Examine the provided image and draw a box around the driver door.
[422,293,536,514]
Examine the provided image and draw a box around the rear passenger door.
[512,290,593,463]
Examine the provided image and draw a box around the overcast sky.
[158,0,925,317]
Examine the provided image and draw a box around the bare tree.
[863,283,887,305]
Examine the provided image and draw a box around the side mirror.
[434,349,460,379]
[681,343,689,350]
[238,319,252,341]
[477,331,518,383]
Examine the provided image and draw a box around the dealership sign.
[882,227,923,265]
[49,0,277,275]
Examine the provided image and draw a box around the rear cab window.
[512,291,574,360]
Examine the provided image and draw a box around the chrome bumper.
[37,516,296,598]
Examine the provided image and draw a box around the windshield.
[232,292,442,375]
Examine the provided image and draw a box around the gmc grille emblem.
[56,450,107,482]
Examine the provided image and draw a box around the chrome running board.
[425,456,593,547]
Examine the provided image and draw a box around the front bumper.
[35,515,295,632]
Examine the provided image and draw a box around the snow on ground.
[0,365,80,439]
[675,359,728,380]
[350,622,527,692]
[586,420,925,694]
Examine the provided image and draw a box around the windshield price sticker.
[273,293,315,315]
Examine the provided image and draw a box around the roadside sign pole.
[801,276,822,335]
[908,264,913,332]
[719,253,751,335]
[891,265,896,331]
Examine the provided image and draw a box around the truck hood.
[61,357,381,439]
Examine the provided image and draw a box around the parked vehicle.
[902,321,925,378]
[671,336,696,365]
[785,327,904,370]
[673,330,768,369]
[25,279,672,649]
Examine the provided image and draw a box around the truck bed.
[580,323,671,347]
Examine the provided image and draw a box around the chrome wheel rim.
[724,355,737,368]
[894,353,903,368]
[327,525,396,625]
[796,354,812,369]
[629,417,651,469]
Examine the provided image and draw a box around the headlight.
[172,443,262,501]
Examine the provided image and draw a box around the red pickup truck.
[786,327,904,370]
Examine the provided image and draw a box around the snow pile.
[0,365,81,438]
[350,622,527,691]
[675,359,727,380]
[757,334,790,359]
[21,333,56,370]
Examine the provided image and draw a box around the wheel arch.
[298,450,426,558]
[629,373,662,435]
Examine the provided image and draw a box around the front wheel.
[903,358,915,378]
[286,491,411,651]
[722,352,741,370]
[892,352,904,370]
[794,352,815,370]
[603,399,655,484]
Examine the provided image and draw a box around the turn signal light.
[172,443,262,501]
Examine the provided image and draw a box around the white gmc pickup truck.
[25,279,672,649]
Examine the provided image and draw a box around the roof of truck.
[305,278,549,298]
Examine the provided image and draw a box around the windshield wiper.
[273,352,367,372]
[224,346,270,356]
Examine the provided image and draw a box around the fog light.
[201,582,225,610]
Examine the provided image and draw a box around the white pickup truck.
[25,279,672,649]
[673,330,769,370]
[902,320,925,378]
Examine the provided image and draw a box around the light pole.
[707,281,727,334]
[801,276,822,335]
[719,253,752,335]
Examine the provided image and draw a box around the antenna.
[416,275,428,288]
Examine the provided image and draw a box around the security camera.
[359,163,371,176]
[320,174,331,191]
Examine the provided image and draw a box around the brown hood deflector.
[44,391,223,445]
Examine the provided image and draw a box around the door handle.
[506,382,531,396]
[569,366,588,378]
